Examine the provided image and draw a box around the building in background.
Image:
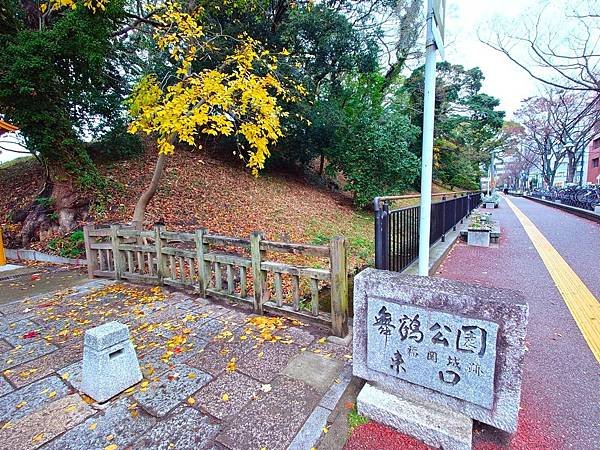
[586,133,600,185]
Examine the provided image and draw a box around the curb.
[5,248,86,266]
[523,196,600,224]
[403,225,462,276]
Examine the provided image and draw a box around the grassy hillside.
[0,151,374,269]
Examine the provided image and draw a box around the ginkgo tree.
[127,1,302,225]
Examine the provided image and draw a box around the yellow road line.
[505,197,600,363]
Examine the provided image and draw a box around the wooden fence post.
[250,231,264,314]
[330,236,349,337]
[154,225,166,284]
[83,225,97,279]
[194,228,208,297]
[110,224,123,280]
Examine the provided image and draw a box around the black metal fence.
[374,192,482,271]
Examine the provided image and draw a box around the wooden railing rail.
[83,224,349,337]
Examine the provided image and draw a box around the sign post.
[418,0,445,276]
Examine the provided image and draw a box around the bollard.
[0,226,6,266]
[81,321,142,403]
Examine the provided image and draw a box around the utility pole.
[418,0,445,276]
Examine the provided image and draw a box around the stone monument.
[81,321,142,403]
[353,269,528,450]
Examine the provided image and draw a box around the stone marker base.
[357,383,473,450]
[484,202,496,209]
[467,229,490,247]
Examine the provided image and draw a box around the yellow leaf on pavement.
[15,401,27,409]
[187,397,196,406]
[221,393,229,402]
[32,433,44,443]
[89,422,98,431]
[104,445,118,450]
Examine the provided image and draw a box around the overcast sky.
[444,0,541,118]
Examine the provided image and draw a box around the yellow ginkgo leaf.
[221,393,229,402]
[104,445,118,450]
[15,401,27,409]
[89,422,98,431]
[187,397,196,406]
[32,433,44,443]
[48,390,57,398]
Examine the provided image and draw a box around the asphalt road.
[437,196,600,449]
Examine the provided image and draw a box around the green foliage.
[35,197,55,208]
[0,0,130,193]
[88,124,144,161]
[404,62,505,190]
[348,408,369,431]
[326,75,420,207]
[47,229,85,258]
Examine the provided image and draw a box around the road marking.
[505,197,600,363]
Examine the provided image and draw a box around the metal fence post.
[374,197,389,270]
[452,194,458,231]
[441,196,446,242]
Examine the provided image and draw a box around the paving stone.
[0,319,40,339]
[283,351,344,394]
[275,325,318,347]
[137,339,207,378]
[58,361,83,391]
[130,405,220,450]
[307,339,352,362]
[0,340,12,353]
[0,394,94,450]
[133,364,212,417]
[5,342,82,388]
[237,342,301,383]
[192,319,230,342]
[0,377,13,397]
[217,376,320,450]
[42,397,156,450]
[319,364,353,410]
[194,371,263,420]
[0,376,68,422]
[287,405,331,450]
[0,340,59,371]
[0,303,36,321]
[3,330,44,347]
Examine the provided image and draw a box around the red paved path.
[345,196,600,450]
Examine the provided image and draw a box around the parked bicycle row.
[529,185,600,211]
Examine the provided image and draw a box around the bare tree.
[481,1,600,94]
[514,87,599,186]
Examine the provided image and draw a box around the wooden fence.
[83,224,349,337]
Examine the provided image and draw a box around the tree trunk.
[132,152,167,227]
[318,153,325,177]
[566,154,575,183]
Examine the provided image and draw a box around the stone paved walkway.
[0,279,353,450]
